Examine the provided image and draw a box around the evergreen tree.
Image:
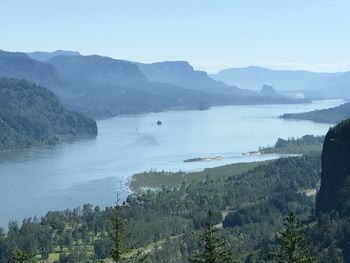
[189,210,232,263]
[11,248,36,263]
[110,196,146,263]
[268,212,318,263]
[111,197,131,263]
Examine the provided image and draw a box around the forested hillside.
[0,154,321,262]
[2,128,350,261]
[281,102,350,124]
[261,134,324,154]
[0,78,97,151]
[0,50,65,95]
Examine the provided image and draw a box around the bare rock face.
[260,84,276,95]
[316,119,350,216]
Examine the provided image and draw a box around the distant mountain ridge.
[47,55,147,90]
[211,66,338,91]
[316,72,350,98]
[135,61,297,101]
[0,78,97,151]
[0,50,62,89]
[0,50,308,118]
[27,50,81,61]
[135,61,240,95]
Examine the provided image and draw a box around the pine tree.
[110,195,146,263]
[268,212,318,263]
[189,210,232,263]
[11,248,36,263]
[111,196,131,263]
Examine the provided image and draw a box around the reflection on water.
[0,100,343,227]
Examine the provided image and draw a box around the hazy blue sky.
[1,0,350,73]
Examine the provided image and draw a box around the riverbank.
[0,100,337,227]
[130,135,325,191]
[130,161,268,191]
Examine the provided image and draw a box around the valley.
[0,99,341,227]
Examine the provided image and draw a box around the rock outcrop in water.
[260,85,276,95]
[316,119,350,215]
[0,78,97,150]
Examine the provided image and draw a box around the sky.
[1,0,350,73]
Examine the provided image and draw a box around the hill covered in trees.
[281,102,350,124]
[261,135,325,154]
[0,78,97,151]
[2,126,350,261]
[0,50,65,95]
[0,153,322,262]
[0,50,307,119]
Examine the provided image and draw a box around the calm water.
[0,100,343,227]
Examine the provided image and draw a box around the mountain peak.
[27,50,81,61]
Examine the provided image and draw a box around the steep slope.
[48,55,297,118]
[27,50,81,61]
[0,78,97,150]
[47,55,148,90]
[46,55,232,117]
[136,61,248,95]
[0,50,61,88]
[211,66,335,91]
[281,102,350,124]
[316,119,350,215]
[1,50,308,119]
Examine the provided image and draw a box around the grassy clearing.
[130,136,325,192]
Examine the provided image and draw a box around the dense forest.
[0,78,97,151]
[261,135,324,154]
[0,153,322,262]
[2,129,350,262]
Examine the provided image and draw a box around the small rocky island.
[184,156,223,163]
[242,150,262,156]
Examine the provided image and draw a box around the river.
[0,100,343,227]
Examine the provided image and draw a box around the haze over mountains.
[0,50,62,91]
[211,66,350,100]
[317,72,350,98]
[0,50,302,119]
[211,66,336,91]
[2,49,350,121]
[27,50,81,62]
[136,61,239,95]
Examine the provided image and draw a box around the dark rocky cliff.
[316,119,350,215]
